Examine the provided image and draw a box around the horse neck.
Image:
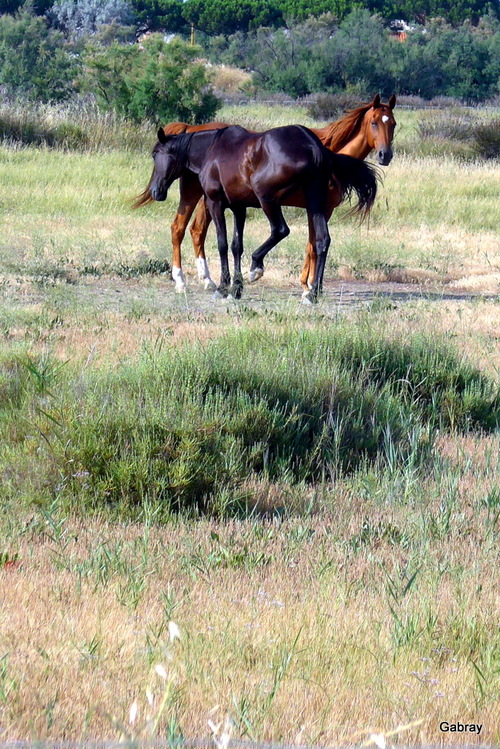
[337,127,373,159]
[313,108,374,159]
[179,130,219,173]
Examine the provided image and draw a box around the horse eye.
[371,122,377,128]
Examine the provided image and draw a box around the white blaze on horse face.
[172,265,187,292]
[382,115,390,123]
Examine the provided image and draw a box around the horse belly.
[281,182,342,211]
[221,173,260,207]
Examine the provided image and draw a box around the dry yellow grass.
[211,65,253,94]
[2,438,499,744]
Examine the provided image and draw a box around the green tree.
[130,0,187,32]
[394,16,500,100]
[48,0,136,40]
[0,6,77,100]
[0,0,53,14]
[184,0,283,35]
[277,0,363,22]
[366,0,499,24]
[82,35,221,123]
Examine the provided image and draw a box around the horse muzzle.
[150,182,168,201]
[377,148,393,166]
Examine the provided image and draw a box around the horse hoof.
[249,267,264,283]
[302,291,316,305]
[175,283,187,293]
[203,278,217,291]
[213,289,228,300]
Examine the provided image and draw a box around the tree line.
[209,10,500,101]
[0,1,498,125]
[1,0,498,31]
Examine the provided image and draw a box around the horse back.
[162,121,229,136]
[246,126,330,198]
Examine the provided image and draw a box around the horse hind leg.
[300,239,317,293]
[302,211,330,305]
[249,202,290,283]
[190,197,216,291]
[170,211,189,292]
[205,197,231,298]
[229,207,246,299]
[301,190,336,301]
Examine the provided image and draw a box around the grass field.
[0,102,499,745]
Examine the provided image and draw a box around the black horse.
[147,124,378,303]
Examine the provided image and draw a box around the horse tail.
[328,153,379,220]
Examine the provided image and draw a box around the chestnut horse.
[134,94,396,293]
[147,124,378,303]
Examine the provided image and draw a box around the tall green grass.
[0,99,154,152]
[1,325,498,520]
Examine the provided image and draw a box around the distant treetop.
[0,0,498,30]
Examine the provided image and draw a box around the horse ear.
[371,93,381,109]
[389,94,397,110]
[157,127,168,144]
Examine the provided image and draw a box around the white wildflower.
[155,664,167,680]
[370,734,386,749]
[168,620,181,643]
[129,700,138,726]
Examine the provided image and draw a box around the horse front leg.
[206,197,231,297]
[190,197,216,291]
[170,174,203,292]
[230,206,246,299]
[249,201,290,283]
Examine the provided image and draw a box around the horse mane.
[313,102,373,152]
[133,122,230,209]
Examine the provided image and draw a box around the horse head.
[366,93,397,166]
[150,128,189,201]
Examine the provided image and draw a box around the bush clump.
[0,107,89,148]
[417,112,500,160]
[1,326,498,519]
[471,119,500,159]
[81,35,221,124]
[304,92,366,121]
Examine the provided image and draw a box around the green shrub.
[471,118,500,159]
[417,112,478,142]
[304,92,366,121]
[81,35,221,124]
[0,8,78,102]
[1,326,497,519]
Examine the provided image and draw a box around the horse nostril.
[378,149,392,165]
